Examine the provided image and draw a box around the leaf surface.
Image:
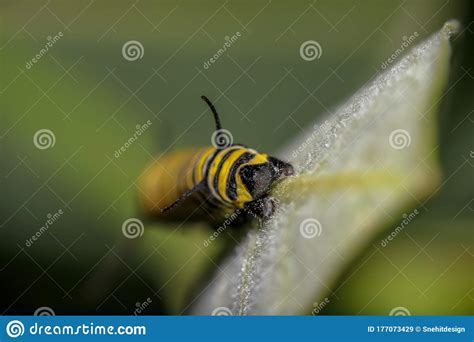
[191,21,459,315]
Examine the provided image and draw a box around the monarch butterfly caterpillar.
[138,96,294,223]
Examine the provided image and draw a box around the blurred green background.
[1,0,472,315]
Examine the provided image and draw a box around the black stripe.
[226,152,255,201]
[183,148,223,211]
[201,148,233,208]
[202,148,220,184]
[213,148,239,203]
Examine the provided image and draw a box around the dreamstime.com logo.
[211,129,233,149]
[25,209,64,248]
[133,298,152,316]
[211,306,233,316]
[203,32,241,70]
[290,121,330,160]
[6,320,25,338]
[122,40,144,61]
[34,306,55,316]
[389,306,411,316]
[381,32,419,69]
[299,218,322,239]
[389,129,411,150]
[25,31,64,70]
[312,297,330,315]
[203,209,242,247]
[299,40,322,61]
[380,209,419,247]
[5,320,147,337]
[122,218,144,239]
[114,120,153,158]
[33,129,56,150]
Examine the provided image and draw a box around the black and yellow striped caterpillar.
[138,96,294,223]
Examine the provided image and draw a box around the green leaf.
[191,21,459,315]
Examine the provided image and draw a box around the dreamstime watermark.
[211,128,233,149]
[122,40,144,61]
[133,298,152,315]
[291,121,330,160]
[311,297,330,315]
[34,306,55,316]
[33,129,56,150]
[381,32,419,69]
[299,40,322,61]
[299,218,322,239]
[6,320,24,338]
[6,321,146,337]
[211,306,233,316]
[203,32,241,70]
[389,306,411,316]
[114,120,152,158]
[25,208,64,247]
[25,32,64,70]
[122,218,144,239]
[389,128,411,150]
[380,209,419,247]
[203,210,241,247]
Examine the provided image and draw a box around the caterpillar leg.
[244,197,276,221]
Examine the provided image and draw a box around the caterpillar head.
[239,156,294,200]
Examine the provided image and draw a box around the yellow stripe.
[195,147,215,183]
[217,148,248,203]
[185,150,203,189]
[234,153,270,208]
[247,153,268,165]
[207,147,239,204]
[235,171,253,208]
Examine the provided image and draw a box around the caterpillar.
[138,96,294,223]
